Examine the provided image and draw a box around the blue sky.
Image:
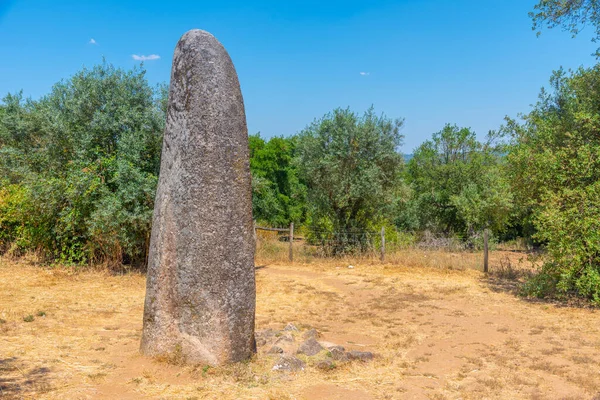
[0,0,597,151]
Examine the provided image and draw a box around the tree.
[249,134,306,226]
[295,107,404,254]
[531,0,600,56]
[507,66,600,303]
[406,124,512,239]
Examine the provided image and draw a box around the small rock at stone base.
[272,356,306,372]
[267,346,284,354]
[284,323,299,331]
[297,338,324,356]
[316,359,336,370]
[303,328,320,340]
[346,350,374,361]
[274,333,295,345]
[329,347,348,361]
[255,337,267,347]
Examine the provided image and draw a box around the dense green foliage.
[405,125,513,239]
[507,66,600,303]
[0,63,166,267]
[249,134,306,226]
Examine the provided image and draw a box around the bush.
[0,183,30,254]
[509,66,600,302]
[0,62,165,268]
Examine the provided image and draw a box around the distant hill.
[403,154,413,162]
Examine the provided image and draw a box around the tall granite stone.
[140,29,255,365]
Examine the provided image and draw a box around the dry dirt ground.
[1,253,600,399]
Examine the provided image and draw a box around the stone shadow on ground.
[0,357,52,399]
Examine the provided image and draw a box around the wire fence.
[254,223,495,271]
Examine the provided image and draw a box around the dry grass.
[256,234,534,273]
[1,244,600,399]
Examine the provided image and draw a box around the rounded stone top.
[177,29,224,51]
[180,29,212,41]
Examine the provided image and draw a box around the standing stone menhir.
[140,29,256,365]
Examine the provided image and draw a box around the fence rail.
[254,225,289,232]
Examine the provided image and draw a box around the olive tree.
[295,107,404,254]
[407,124,513,239]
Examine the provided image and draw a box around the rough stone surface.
[272,356,306,372]
[297,338,324,356]
[346,350,374,361]
[140,29,255,366]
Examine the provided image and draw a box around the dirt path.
[1,257,600,399]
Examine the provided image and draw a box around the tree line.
[2,0,600,303]
[0,65,511,265]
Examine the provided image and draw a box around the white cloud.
[89,38,97,45]
[132,54,160,61]
[360,72,370,76]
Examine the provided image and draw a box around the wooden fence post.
[380,226,385,262]
[289,222,294,263]
[483,228,489,273]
